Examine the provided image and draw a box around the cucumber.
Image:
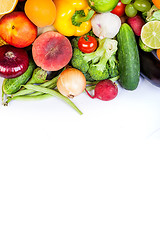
[3,59,36,95]
[117,23,140,90]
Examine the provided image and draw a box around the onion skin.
[57,68,86,98]
[0,45,29,78]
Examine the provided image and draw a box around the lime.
[87,0,119,13]
[139,38,153,52]
[141,21,160,49]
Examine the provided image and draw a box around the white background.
[0,76,160,240]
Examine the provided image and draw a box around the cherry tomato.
[78,35,97,53]
[111,1,126,17]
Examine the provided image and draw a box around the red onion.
[0,45,29,78]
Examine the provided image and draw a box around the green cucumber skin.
[117,23,140,90]
[3,60,36,95]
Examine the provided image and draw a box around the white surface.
[0,76,160,240]
[0,76,160,140]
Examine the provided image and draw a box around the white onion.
[91,12,121,39]
[57,68,86,98]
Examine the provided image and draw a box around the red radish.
[0,45,29,78]
[127,15,145,36]
[85,80,118,101]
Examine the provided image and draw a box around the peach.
[0,11,37,48]
[32,31,72,71]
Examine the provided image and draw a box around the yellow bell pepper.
[53,0,95,37]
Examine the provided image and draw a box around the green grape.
[125,4,138,17]
[121,0,132,4]
[133,0,151,12]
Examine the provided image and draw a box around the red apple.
[0,11,37,48]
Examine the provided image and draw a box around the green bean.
[6,83,57,104]
[28,83,57,97]
[41,79,58,87]
[23,84,83,115]
[6,94,52,104]
[7,82,57,105]
[11,75,59,98]
[2,87,5,104]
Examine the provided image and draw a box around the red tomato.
[78,35,97,53]
[111,1,126,17]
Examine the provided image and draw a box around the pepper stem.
[72,9,95,27]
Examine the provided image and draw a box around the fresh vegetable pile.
[0,0,160,114]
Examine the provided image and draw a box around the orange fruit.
[25,0,56,28]
[152,0,160,9]
[157,49,160,60]
[0,0,18,15]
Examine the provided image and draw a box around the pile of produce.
[0,0,160,114]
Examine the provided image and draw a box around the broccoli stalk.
[88,52,110,80]
[88,39,118,80]
[83,38,108,63]
[71,37,118,81]
[107,55,119,79]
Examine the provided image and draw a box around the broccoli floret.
[107,55,119,78]
[71,37,80,49]
[71,48,89,73]
[83,71,95,81]
[87,39,118,80]
[71,37,118,81]
[88,53,109,80]
[83,38,111,63]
